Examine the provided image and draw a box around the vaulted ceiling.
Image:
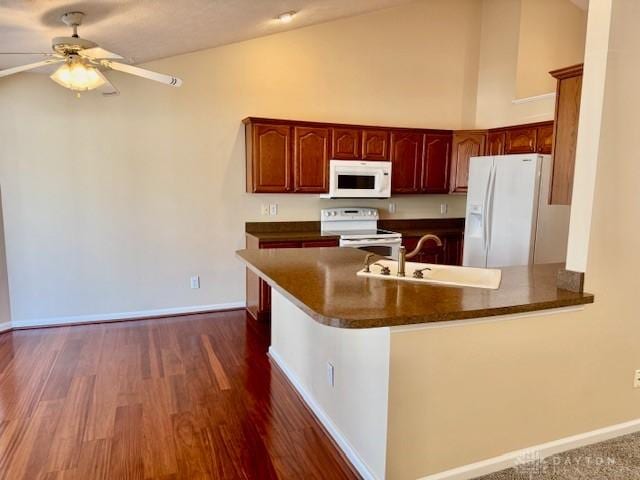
[0,0,412,69]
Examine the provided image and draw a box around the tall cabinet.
[549,64,583,205]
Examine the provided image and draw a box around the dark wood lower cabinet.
[246,238,339,321]
[402,232,463,266]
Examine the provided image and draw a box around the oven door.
[340,237,401,259]
[327,161,391,198]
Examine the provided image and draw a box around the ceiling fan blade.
[79,47,123,60]
[0,59,63,78]
[104,61,182,87]
[95,70,120,96]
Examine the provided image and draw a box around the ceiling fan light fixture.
[50,60,105,91]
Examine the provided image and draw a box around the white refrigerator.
[463,154,570,268]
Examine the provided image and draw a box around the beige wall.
[475,0,586,128]
[388,1,640,477]
[516,0,587,98]
[0,0,479,323]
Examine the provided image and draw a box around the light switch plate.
[190,276,200,289]
[269,204,278,216]
[634,370,640,388]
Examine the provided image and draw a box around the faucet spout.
[405,234,443,260]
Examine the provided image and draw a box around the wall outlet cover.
[269,204,278,216]
[634,370,640,388]
[326,362,335,387]
[261,205,270,216]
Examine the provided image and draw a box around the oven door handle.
[341,237,401,245]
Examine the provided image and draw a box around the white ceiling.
[0,0,413,70]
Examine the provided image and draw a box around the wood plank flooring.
[0,311,359,479]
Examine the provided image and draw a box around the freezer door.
[486,155,542,267]
[463,156,494,267]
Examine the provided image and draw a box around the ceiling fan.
[0,11,183,96]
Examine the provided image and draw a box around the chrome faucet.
[397,234,443,277]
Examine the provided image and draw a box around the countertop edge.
[237,252,595,329]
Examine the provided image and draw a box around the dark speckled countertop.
[245,218,465,243]
[236,247,594,329]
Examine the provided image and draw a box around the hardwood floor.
[0,311,359,479]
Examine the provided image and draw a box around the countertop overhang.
[236,247,594,329]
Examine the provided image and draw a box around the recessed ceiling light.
[277,11,297,23]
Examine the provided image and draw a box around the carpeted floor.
[475,432,640,479]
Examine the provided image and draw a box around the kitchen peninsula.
[236,247,593,479]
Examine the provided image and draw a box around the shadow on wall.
[0,187,12,326]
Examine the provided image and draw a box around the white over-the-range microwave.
[320,160,392,199]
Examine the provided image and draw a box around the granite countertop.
[245,218,466,243]
[246,231,339,242]
[236,247,594,329]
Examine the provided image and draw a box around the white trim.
[511,92,556,104]
[0,321,11,333]
[421,417,640,480]
[10,301,245,329]
[391,305,585,333]
[268,346,378,480]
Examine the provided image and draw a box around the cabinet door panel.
[252,124,292,193]
[390,131,424,193]
[422,134,451,193]
[331,128,361,160]
[362,129,390,161]
[505,127,537,154]
[487,131,505,156]
[536,124,554,154]
[450,132,486,193]
[293,126,330,193]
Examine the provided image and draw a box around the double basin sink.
[357,259,502,290]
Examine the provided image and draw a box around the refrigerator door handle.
[486,164,498,252]
[481,164,494,252]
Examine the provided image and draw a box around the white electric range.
[320,207,402,259]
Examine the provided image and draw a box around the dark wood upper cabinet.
[422,134,451,193]
[362,129,390,161]
[450,131,486,194]
[487,131,506,156]
[331,128,361,160]
[549,64,583,205]
[245,117,554,196]
[246,122,292,193]
[293,126,330,193]
[390,131,424,193]
[536,124,554,154]
[504,127,537,154]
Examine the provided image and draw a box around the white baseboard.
[268,347,378,480]
[10,301,246,330]
[0,321,11,333]
[422,417,640,480]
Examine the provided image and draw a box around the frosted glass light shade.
[50,62,105,91]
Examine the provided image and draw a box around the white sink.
[357,259,502,289]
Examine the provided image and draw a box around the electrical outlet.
[440,203,448,215]
[261,204,270,216]
[634,370,640,388]
[326,362,335,387]
[190,276,200,289]
[269,203,278,216]
[389,202,397,214]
